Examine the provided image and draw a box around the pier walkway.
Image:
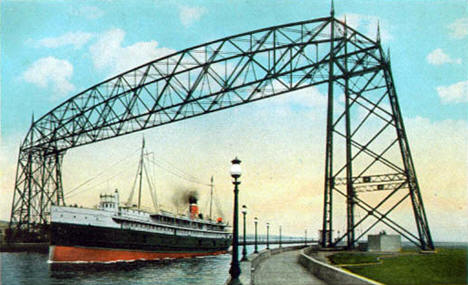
[252,249,327,285]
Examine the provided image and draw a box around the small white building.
[367,232,401,252]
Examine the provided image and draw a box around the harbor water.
[1,244,287,285]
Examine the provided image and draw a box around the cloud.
[89,29,175,75]
[179,5,207,27]
[273,86,327,109]
[448,17,468,39]
[436,80,468,104]
[339,13,393,42]
[22,56,75,98]
[426,48,461,65]
[35,31,94,49]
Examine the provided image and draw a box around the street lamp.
[228,157,242,284]
[241,205,248,261]
[266,222,270,250]
[305,229,308,246]
[254,217,258,253]
[279,225,282,248]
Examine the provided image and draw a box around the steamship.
[49,140,232,263]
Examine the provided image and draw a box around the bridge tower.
[321,8,433,250]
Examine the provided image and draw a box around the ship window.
[60,214,63,217]
[73,215,76,218]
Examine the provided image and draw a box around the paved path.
[252,250,328,285]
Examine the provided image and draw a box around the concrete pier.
[227,245,381,285]
[225,246,327,285]
[252,249,327,285]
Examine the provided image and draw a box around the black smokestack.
[188,194,197,204]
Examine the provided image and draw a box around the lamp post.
[266,222,270,250]
[279,225,282,248]
[228,157,242,284]
[241,205,248,261]
[254,217,258,253]
[305,229,308,246]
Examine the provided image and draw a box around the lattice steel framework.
[9,14,433,249]
[321,11,433,250]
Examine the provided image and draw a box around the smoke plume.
[171,186,199,212]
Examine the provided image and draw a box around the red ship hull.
[50,245,228,263]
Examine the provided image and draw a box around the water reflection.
[3,252,232,285]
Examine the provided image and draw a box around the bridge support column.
[9,130,65,242]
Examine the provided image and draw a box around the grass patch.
[336,247,467,285]
[328,253,380,265]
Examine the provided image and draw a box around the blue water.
[1,244,283,285]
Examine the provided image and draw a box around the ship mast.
[209,176,214,220]
[137,137,145,209]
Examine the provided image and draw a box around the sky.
[0,0,467,242]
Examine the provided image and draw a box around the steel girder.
[9,16,433,249]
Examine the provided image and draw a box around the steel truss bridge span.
[10,15,434,250]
